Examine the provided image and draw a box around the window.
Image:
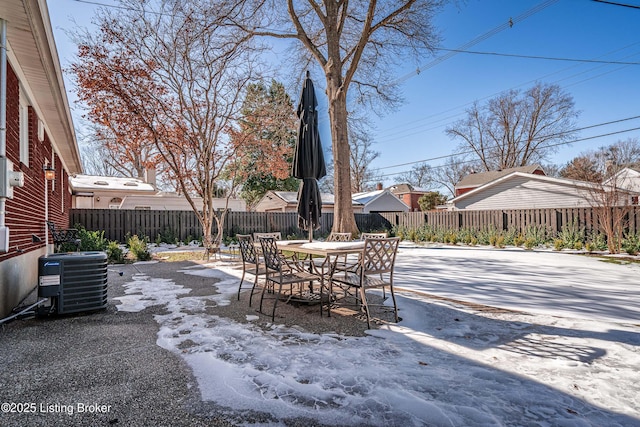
[19,86,30,166]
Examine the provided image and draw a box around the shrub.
[587,232,608,251]
[524,237,536,250]
[157,228,178,245]
[559,221,585,250]
[524,225,549,247]
[106,241,125,264]
[553,238,565,251]
[514,234,525,247]
[127,234,151,261]
[622,232,640,256]
[495,235,505,248]
[60,225,107,252]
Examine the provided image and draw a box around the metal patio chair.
[360,232,388,240]
[253,232,282,241]
[258,236,323,321]
[329,237,400,329]
[236,234,268,306]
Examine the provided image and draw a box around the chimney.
[144,165,157,188]
[376,182,383,191]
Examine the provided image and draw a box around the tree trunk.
[326,73,359,235]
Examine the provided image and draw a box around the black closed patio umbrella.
[293,71,326,241]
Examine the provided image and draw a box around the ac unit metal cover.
[38,252,108,314]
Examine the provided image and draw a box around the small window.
[124,182,139,187]
[94,181,109,186]
[632,196,639,205]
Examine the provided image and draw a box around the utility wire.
[391,0,560,86]
[376,42,640,141]
[376,115,640,171]
[592,0,640,9]
[374,126,640,179]
[432,48,640,65]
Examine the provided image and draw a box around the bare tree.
[432,155,480,198]
[394,162,433,188]
[575,160,637,254]
[560,155,603,183]
[232,0,443,233]
[446,83,579,171]
[73,0,260,255]
[349,119,381,193]
[560,138,640,182]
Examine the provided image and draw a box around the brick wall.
[0,63,70,262]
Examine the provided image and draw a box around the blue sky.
[49,0,640,186]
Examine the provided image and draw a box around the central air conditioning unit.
[38,252,108,315]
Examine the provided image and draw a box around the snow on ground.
[114,244,640,426]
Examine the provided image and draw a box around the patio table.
[275,240,365,310]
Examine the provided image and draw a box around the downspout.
[0,19,8,251]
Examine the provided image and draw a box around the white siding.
[363,193,410,213]
[454,176,595,210]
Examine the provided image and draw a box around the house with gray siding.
[447,172,607,211]
[352,189,410,213]
[254,191,364,213]
[454,165,545,197]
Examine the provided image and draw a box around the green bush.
[559,221,585,250]
[524,237,536,250]
[60,226,107,252]
[514,234,525,247]
[587,232,608,251]
[553,238,565,251]
[127,234,151,261]
[157,228,178,245]
[622,232,640,256]
[524,225,550,247]
[106,241,125,264]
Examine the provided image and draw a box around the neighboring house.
[254,191,364,213]
[454,164,546,197]
[0,3,83,317]
[70,175,156,208]
[603,167,640,194]
[446,172,614,211]
[118,193,246,211]
[70,175,247,211]
[388,183,431,212]
[352,189,410,213]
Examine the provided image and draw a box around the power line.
[377,115,640,171]
[374,126,640,179]
[592,0,640,9]
[376,41,640,141]
[432,47,640,65]
[390,0,560,86]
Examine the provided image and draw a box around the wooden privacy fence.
[70,206,640,243]
[378,206,640,236]
[70,209,392,243]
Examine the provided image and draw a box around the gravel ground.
[0,258,393,426]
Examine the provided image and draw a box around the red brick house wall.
[0,64,69,261]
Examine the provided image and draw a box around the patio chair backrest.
[360,232,388,240]
[362,237,400,276]
[327,232,352,242]
[237,234,259,265]
[258,237,283,271]
[254,232,282,241]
